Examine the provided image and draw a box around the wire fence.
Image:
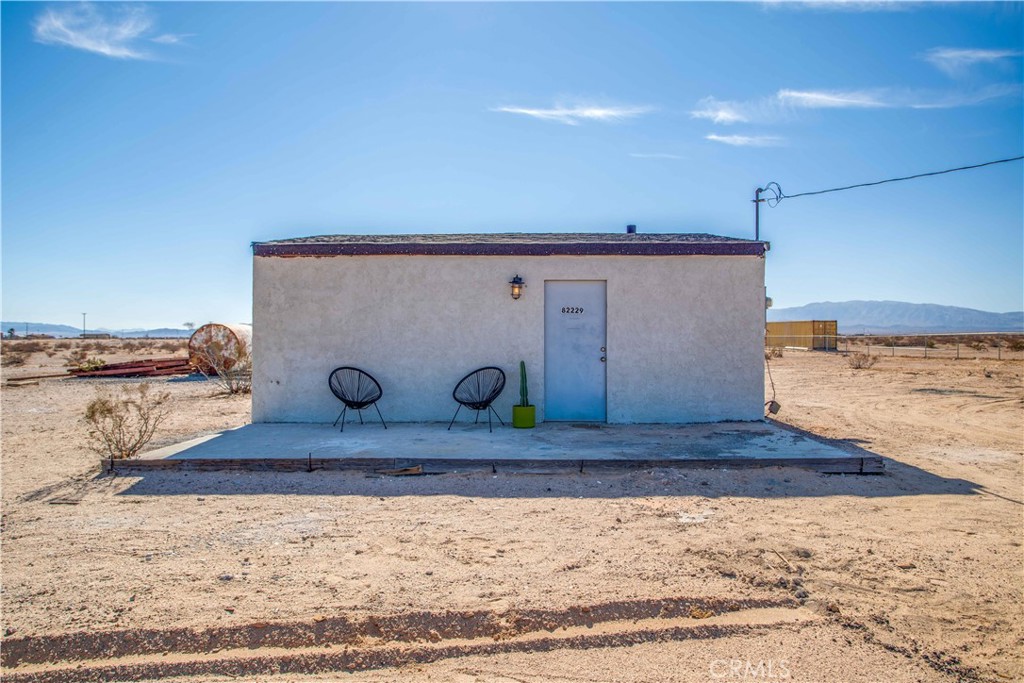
[766,333,1024,361]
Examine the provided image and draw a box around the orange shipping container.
[766,321,837,350]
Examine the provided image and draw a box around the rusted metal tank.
[188,323,253,374]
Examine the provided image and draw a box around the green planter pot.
[512,405,536,429]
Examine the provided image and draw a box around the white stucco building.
[252,232,768,425]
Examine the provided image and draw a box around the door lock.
[600,347,606,352]
[600,356,606,362]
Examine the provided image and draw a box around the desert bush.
[4,352,27,367]
[54,340,72,350]
[968,341,988,351]
[65,350,105,371]
[85,383,170,459]
[764,346,784,360]
[65,349,87,366]
[192,338,252,394]
[1008,338,1024,353]
[158,340,184,354]
[848,352,878,370]
[14,340,45,353]
[65,352,88,368]
[119,340,142,354]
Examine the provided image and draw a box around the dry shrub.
[85,383,170,459]
[14,340,45,353]
[120,340,142,354]
[65,349,105,371]
[1009,338,1024,352]
[192,339,252,394]
[968,341,988,351]
[764,346,784,360]
[158,340,184,354]
[54,340,72,350]
[4,352,27,367]
[848,352,878,370]
[65,349,87,366]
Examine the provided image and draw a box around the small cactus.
[519,360,530,407]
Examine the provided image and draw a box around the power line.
[757,155,1024,208]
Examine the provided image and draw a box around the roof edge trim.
[253,242,767,257]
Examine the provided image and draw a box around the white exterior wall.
[252,254,765,424]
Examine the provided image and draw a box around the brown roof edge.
[253,240,767,258]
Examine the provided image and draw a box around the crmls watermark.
[709,659,791,679]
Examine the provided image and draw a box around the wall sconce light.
[509,274,525,300]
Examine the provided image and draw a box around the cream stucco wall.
[252,254,765,424]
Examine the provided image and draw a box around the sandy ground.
[1,340,1021,682]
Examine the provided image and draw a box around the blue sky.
[2,1,1022,330]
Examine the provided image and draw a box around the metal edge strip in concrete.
[107,455,882,475]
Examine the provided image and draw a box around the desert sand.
[1,339,1021,682]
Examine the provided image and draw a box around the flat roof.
[253,233,767,257]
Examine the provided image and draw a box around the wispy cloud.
[692,84,1018,124]
[629,152,683,160]
[762,1,911,12]
[777,89,887,108]
[33,3,187,59]
[491,102,653,126]
[691,90,885,125]
[783,85,1020,110]
[705,134,784,147]
[151,33,193,46]
[923,47,1023,77]
[909,83,1023,109]
[690,97,750,124]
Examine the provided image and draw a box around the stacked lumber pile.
[71,357,194,378]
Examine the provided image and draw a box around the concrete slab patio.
[112,421,883,474]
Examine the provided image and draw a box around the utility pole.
[82,313,87,338]
[753,187,765,241]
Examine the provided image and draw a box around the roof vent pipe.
[626,224,637,234]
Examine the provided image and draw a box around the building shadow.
[113,430,984,502]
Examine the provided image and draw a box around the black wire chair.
[448,367,506,433]
[328,367,387,432]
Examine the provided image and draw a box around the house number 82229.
[561,306,584,314]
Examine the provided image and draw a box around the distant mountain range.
[768,301,1024,334]
[6,302,1023,338]
[2,322,194,338]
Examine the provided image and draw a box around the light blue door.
[544,281,607,421]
